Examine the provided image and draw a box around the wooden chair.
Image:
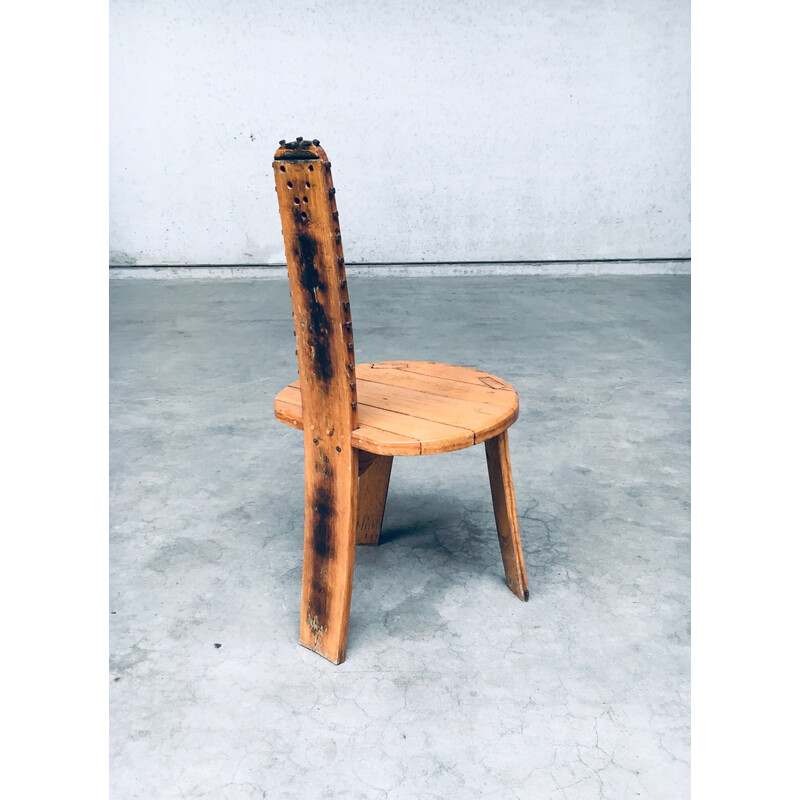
[272,138,528,663]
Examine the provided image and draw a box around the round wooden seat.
[274,360,519,456]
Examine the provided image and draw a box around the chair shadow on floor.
[371,489,566,585]
[343,494,529,655]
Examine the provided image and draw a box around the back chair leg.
[299,447,359,664]
[356,454,394,546]
[485,431,529,601]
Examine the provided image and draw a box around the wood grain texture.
[360,361,516,400]
[275,361,518,456]
[485,430,529,601]
[355,455,393,546]
[274,141,357,663]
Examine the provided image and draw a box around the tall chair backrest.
[273,138,359,657]
[273,138,357,440]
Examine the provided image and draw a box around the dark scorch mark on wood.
[307,482,335,623]
[295,230,334,383]
[311,483,335,560]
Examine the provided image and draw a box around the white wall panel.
[110,0,690,265]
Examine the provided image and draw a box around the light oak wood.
[357,361,517,405]
[271,138,528,664]
[355,455,393,545]
[275,361,518,456]
[485,430,529,601]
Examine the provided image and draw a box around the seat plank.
[369,360,516,391]
[356,380,515,433]
[352,424,423,456]
[355,363,517,407]
[355,406,474,455]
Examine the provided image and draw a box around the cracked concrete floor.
[110,275,690,799]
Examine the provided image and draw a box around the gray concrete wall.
[110,0,690,266]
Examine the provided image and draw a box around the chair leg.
[356,454,393,545]
[485,430,529,601]
[299,445,358,664]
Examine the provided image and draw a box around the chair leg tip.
[300,637,347,664]
[507,581,529,601]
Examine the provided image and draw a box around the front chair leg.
[299,445,358,664]
[356,452,393,545]
[485,430,529,601]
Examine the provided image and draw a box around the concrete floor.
[110,275,690,799]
